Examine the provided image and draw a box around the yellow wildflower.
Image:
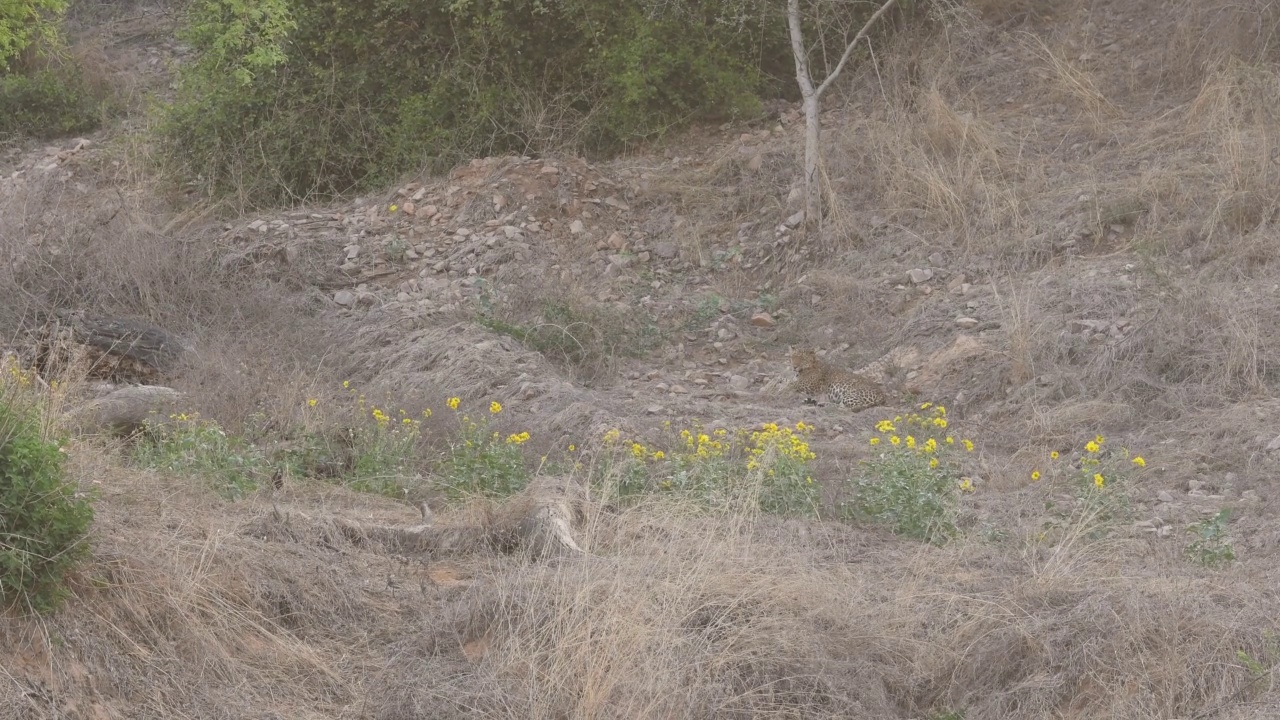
[958,478,974,493]
[447,397,460,410]
[929,457,939,468]
[1132,456,1146,467]
[920,402,932,410]
[889,436,901,446]
[343,380,350,389]
[307,398,318,407]
[876,420,895,433]
[1085,441,1099,453]
[923,438,937,453]
[603,428,621,444]
[1095,434,1105,445]
[505,432,530,445]
[631,443,647,459]
[568,444,576,452]
[1050,451,1059,460]
[1094,473,1105,488]
[945,436,954,445]
[934,405,946,416]
[423,408,433,418]
[934,418,948,429]
[653,450,665,460]
[962,439,974,452]
[490,401,502,414]
[389,204,398,212]
[1031,471,1041,481]
[869,437,881,446]
[905,435,916,449]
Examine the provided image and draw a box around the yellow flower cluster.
[505,431,530,445]
[682,428,728,460]
[870,404,973,457]
[1033,434,1148,489]
[746,422,816,471]
[1,356,34,389]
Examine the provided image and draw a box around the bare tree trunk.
[787,0,821,228]
[786,0,903,231]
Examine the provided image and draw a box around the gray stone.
[908,268,933,284]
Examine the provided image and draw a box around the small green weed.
[1186,508,1235,568]
[845,404,972,544]
[135,413,267,499]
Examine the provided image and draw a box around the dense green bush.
[163,0,793,204]
[0,367,93,614]
[0,66,99,139]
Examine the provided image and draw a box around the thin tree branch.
[815,0,903,98]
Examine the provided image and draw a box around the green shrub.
[0,359,93,614]
[0,0,66,70]
[162,0,791,205]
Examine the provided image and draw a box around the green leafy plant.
[1187,508,1235,568]
[594,420,821,516]
[0,357,93,613]
[437,397,529,500]
[845,404,972,544]
[134,412,268,500]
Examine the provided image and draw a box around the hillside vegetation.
[4,0,1280,718]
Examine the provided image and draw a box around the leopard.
[788,347,900,411]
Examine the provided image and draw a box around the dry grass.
[6,457,1280,719]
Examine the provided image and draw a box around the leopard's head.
[789,347,820,373]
